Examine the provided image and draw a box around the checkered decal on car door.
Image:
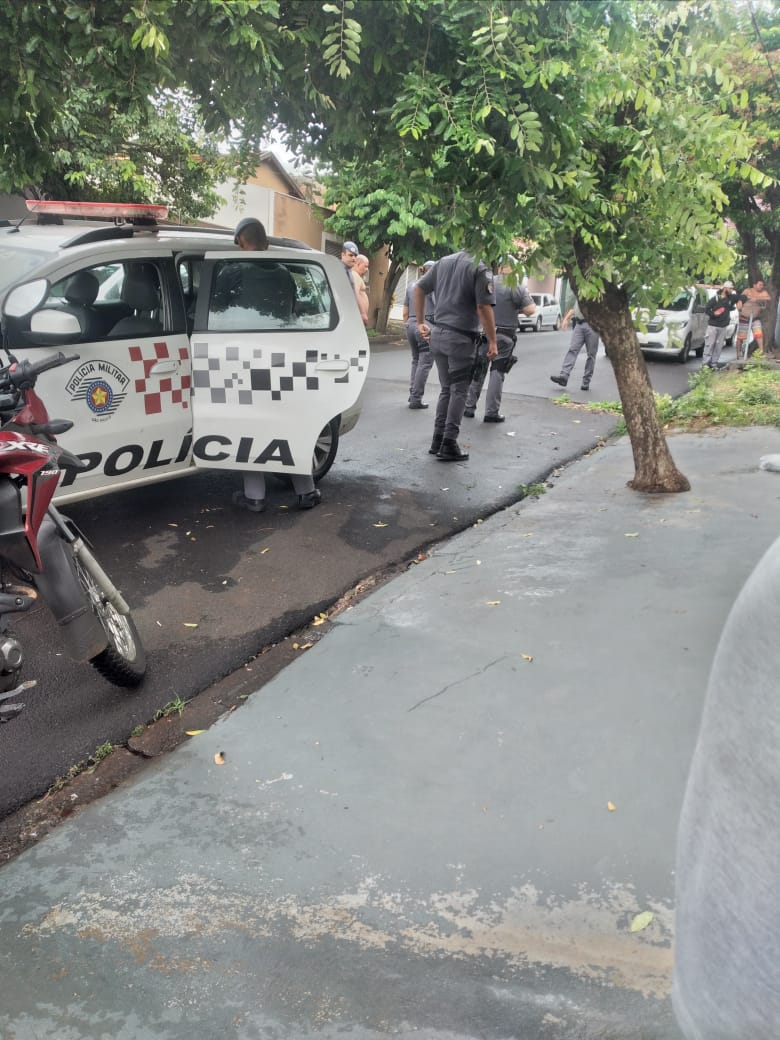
[128,342,191,415]
[191,342,368,404]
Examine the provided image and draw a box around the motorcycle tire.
[72,552,147,687]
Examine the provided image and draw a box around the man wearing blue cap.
[341,241,359,286]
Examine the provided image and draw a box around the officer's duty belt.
[434,321,482,344]
[496,326,517,335]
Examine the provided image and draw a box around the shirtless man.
[736,277,771,359]
[353,254,370,326]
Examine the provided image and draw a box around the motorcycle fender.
[0,480,35,571]
[34,518,107,662]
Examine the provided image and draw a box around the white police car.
[0,201,369,503]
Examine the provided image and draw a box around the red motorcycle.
[0,351,146,721]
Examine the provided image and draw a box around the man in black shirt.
[702,282,738,369]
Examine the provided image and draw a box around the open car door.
[190,250,369,478]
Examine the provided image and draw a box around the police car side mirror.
[29,308,83,344]
[3,278,49,318]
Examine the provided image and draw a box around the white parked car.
[633,285,737,363]
[0,201,369,503]
[518,292,561,332]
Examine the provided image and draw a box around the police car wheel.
[276,417,340,488]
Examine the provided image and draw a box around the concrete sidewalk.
[1,427,780,1039]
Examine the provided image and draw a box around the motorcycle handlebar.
[0,352,80,393]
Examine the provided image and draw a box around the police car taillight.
[24,200,169,221]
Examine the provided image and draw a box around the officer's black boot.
[428,432,444,455]
[437,438,469,461]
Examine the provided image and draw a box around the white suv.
[634,285,714,363]
[518,292,561,332]
[0,202,369,503]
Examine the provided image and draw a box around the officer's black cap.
[234,217,264,245]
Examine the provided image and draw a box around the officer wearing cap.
[464,276,535,422]
[403,260,436,409]
[229,217,321,513]
[341,241,359,286]
[415,251,497,461]
[234,217,268,249]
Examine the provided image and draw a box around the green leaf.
[630,911,654,933]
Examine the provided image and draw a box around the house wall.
[208,182,275,235]
[273,194,329,249]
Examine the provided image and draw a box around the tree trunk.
[739,224,778,353]
[766,229,780,355]
[582,282,690,494]
[374,254,404,334]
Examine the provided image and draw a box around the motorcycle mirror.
[3,279,49,318]
[29,309,82,341]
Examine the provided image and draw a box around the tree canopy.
[307,0,767,490]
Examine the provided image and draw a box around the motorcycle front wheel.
[72,553,147,687]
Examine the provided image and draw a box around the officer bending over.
[415,252,497,462]
[230,218,320,512]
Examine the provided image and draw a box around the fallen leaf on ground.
[625,532,639,538]
[486,600,501,606]
[297,642,313,650]
[186,730,205,736]
[607,801,617,811]
[168,523,178,528]
[214,751,226,765]
[260,547,270,554]
[522,654,533,662]
[373,522,388,528]
[630,911,654,933]
[183,622,198,628]
[312,617,327,626]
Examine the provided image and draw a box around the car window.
[39,261,168,341]
[208,259,336,332]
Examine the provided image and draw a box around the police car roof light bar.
[24,200,169,223]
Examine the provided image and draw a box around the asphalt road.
[0,330,697,816]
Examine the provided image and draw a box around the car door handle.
[316,360,351,373]
[149,360,179,376]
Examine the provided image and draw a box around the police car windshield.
[0,244,52,296]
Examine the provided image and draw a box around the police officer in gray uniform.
[415,252,497,461]
[464,278,536,422]
[404,260,436,409]
[550,297,599,391]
